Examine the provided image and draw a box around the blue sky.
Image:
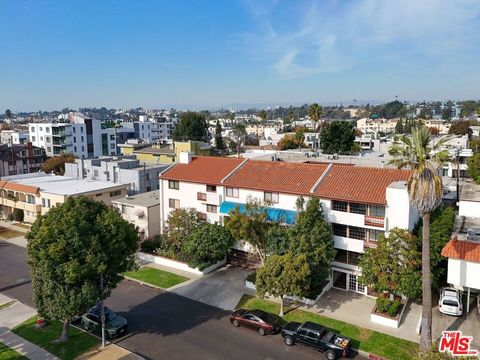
[1,0,480,112]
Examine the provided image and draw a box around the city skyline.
[1,0,480,112]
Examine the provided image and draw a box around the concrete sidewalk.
[0,293,58,360]
[0,220,28,248]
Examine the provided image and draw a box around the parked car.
[81,306,128,338]
[281,321,350,360]
[439,287,463,316]
[230,309,280,335]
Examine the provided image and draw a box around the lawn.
[0,342,27,360]
[124,266,189,289]
[0,227,23,240]
[12,317,99,360]
[236,295,419,360]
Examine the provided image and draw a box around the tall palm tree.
[389,126,450,352]
[308,103,322,153]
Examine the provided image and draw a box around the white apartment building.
[0,130,29,145]
[159,155,419,296]
[356,118,397,135]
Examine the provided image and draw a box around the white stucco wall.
[447,259,480,290]
[386,183,419,232]
[459,200,480,218]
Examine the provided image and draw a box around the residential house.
[159,155,418,296]
[0,130,29,145]
[0,143,45,177]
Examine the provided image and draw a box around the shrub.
[387,300,402,316]
[375,296,391,313]
[13,208,24,222]
[246,270,256,283]
[140,236,162,254]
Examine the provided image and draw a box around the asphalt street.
[0,240,367,360]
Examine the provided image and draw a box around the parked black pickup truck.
[281,321,350,360]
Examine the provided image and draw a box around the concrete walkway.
[0,221,28,248]
[171,266,251,310]
[0,293,58,360]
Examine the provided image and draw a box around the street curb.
[123,275,169,291]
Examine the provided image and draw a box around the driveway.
[433,293,480,349]
[170,266,250,310]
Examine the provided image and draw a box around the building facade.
[159,156,419,296]
[0,172,129,223]
[0,143,46,177]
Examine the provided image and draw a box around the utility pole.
[100,273,106,349]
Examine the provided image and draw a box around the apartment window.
[226,187,239,198]
[27,195,35,204]
[46,137,51,142]
[81,136,84,142]
[39,126,43,131]
[349,226,366,240]
[81,127,84,133]
[109,190,121,197]
[369,229,384,242]
[198,212,208,221]
[197,192,207,201]
[73,127,76,133]
[110,143,115,149]
[82,146,85,152]
[106,172,110,181]
[110,135,115,140]
[334,249,348,264]
[40,136,43,141]
[332,223,347,237]
[46,127,50,133]
[31,127,35,132]
[369,205,386,217]
[74,137,77,142]
[348,251,361,265]
[41,198,51,208]
[31,136,36,142]
[264,192,279,203]
[168,180,179,190]
[94,169,99,177]
[74,146,77,152]
[350,203,366,215]
[169,198,180,209]
[332,201,348,212]
[206,185,216,192]
[96,193,102,197]
[207,204,217,213]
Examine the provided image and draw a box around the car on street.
[281,321,350,360]
[439,287,463,316]
[81,305,128,338]
[230,308,280,335]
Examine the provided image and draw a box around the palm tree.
[308,103,322,153]
[389,126,450,352]
[258,110,267,140]
[232,124,246,158]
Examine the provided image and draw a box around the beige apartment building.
[0,173,129,223]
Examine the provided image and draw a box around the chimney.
[179,151,193,164]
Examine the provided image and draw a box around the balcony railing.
[364,215,385,228]
[364,240,378,249]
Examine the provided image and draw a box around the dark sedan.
[230,309,280,336]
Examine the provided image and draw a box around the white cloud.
[239,0,480,78]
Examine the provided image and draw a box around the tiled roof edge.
[158,163,177,178]
[309,163,333,194]
[221,158,249,184]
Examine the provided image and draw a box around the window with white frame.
[264,192,279,203]
[226,187,239,198]
[169,198,180,209]
[168,180,179,190]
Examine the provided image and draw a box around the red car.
[230,309,280,336]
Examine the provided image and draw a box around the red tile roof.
[223,161,328,195]
[160,156,245,185]
[0,181,39,195]
[314,166,411,205]
[441,237,480,263]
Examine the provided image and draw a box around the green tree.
[468,138,480,153]
[182,223,234,270]
[256,253,311,316]
[448,120,471,136]
[319,121,355,154]
[287,197,334,297]
[225,198,270,265]
[5,109,12,121]
[395,119,404,134]
[172,111,208,141]
[308,103,322,152]
[265,223,290,255]
[359,228,422,298]
[41,153,75,175]
[468,152,480,183]
[231,123,246,158]
[389,126,451,352]
[12,208,24,222]
[214,120,225,150]
[441,107,452,121]
[27,197,139,342]
[277,133,305,150]
[163,208,203,259]
[415,207,455,290]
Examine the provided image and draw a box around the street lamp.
[100,273,106,349]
